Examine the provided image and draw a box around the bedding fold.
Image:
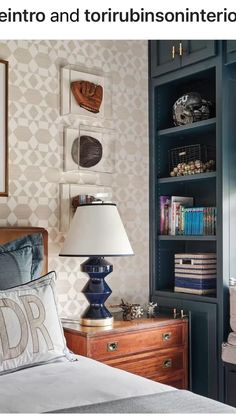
[48,390,236,413]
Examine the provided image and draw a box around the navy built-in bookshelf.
[149,40,236,403]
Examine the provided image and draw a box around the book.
[160,196,170,234]
[169,196,194,235]
[183,206,216,235]
[175,204,183,235]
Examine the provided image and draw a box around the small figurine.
[147,302,158,318]
[110,299,144,321]
[130,304,144,320]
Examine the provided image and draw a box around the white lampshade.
[60,203,134,257]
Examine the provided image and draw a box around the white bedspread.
[0,356,173,413]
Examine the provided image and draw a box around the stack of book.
[160,195,216,236]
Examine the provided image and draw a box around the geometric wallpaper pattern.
[0,40,149,318]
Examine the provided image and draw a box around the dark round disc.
[71,135,103,168]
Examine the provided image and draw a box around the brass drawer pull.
[107,341,118,352]
[163,358,172,369]
[162,332,172,341]
[172,45,175,59]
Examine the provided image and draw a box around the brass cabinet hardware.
[163,358,172,368]
[107,341,118,352]
[162,332,172,341]
[181,309,188,319]
[172,45,175,59]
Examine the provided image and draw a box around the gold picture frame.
[0,59,8,196]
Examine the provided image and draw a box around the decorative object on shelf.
[59,203,134,326]
[169,144,215,177]
[173,92,212,126]
[146,301,158,318]
[61,65,112,119]
[174,253,217,295]
[170,160,215,177]
[0,59,8,196]
[111,299,144,321]
[71,80,103,114]
[64,126,115,174]
[59,183,112,232]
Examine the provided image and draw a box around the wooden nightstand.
[63,316,188,389]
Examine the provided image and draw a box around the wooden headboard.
[0,227,48,275]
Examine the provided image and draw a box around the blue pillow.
[0,233,43,290]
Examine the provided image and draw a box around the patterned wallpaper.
[0,40,149,318]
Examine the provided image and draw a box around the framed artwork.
[59,183,113,232]
[61,65,112,119]
[64,125,115,174]
[0,60,8,196]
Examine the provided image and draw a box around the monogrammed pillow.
[0,271,68,374]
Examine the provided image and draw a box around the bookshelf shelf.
[158,172,216,184]
[158,235,217,241]
[155,289,217,303]
[157,117,216,139]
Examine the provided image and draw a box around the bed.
[0,226,235,414]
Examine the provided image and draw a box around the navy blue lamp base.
[80,257,113,326]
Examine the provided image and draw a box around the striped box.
[174,253,216,295]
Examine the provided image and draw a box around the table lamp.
[59,202,134,326]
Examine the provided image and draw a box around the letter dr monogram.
[0,295,54,361]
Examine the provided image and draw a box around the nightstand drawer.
[157,373,186,389]
[88,325,184,360]
[106,347,185,380]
